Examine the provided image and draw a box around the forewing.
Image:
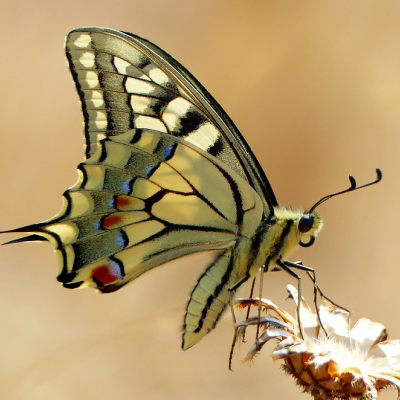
[65,27,277,211]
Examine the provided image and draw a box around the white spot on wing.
[148,67,170,85]
[85,71,99,89]
[162,97,192,131]
[125,77,155,95]
[94,111,107,129]
[135,115,167,132]
[114,57,131,74]
[113,57,150,80]
[46,222,79,245]
[87,91,104,108]
[73,33,92,49]
[79,52,95,68]
[130,95,153,114]
[184,122,220,151]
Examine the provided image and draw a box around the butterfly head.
[298,212,323,248]
[271,207,323,254]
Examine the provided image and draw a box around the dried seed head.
[235,285,400,400]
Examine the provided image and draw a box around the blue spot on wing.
[115,231,128,247]
[122,178,133,192]
[108,257,123,278]
[146,164,158,177]
[163,143,176,160]
[109,196,116,208]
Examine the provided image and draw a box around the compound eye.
[298,215,314,233]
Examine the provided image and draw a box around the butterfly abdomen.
[182,248,236,349]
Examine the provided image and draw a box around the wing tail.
[2,234,49,245]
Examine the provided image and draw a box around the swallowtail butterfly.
[2,27,382,350]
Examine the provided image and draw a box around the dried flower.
[234,285,400,400]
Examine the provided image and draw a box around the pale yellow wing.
[29,130,263,294]
[4,27,270,348]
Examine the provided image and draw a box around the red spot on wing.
[115,195,137,209]
[102,214,123,229]
[92,263,123,286]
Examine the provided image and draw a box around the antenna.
[309,168,382,213]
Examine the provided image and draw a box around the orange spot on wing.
[92,264,122,285]
[102,214,123,229]
[115,195,139,210]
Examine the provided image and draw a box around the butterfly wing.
[67,27,277,210]
[6,27,273,347]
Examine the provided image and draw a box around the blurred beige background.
[1,1,400,399]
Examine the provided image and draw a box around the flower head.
[235,285,400,400]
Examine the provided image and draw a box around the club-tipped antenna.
[309,168,382,213]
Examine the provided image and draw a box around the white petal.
[318,305,350,341]
[286,285,318,340]
[350,318,387,352]
[370,339,400,370]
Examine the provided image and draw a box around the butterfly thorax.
[248,206,323,277]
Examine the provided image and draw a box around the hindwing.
[38,130,264,293]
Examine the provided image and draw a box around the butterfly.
[2,27,382,350]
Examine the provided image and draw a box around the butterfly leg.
[282,260,326,337]
[228,275,257,370]
[243,277,256,339]
[283,260,317,307]
[226,270,251,325]
[227,271,252,323]
[276,259,305,339]
[227,271,254,370]
[283,261,349,311]
[255,265,267,340]
[304,268,349,313]
[290,261,350,313]
[282,260,349,337]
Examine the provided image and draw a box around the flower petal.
[286,285,319,339]
[350,318,387,352]
[369,339,400,370]
[318,304,350,341]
